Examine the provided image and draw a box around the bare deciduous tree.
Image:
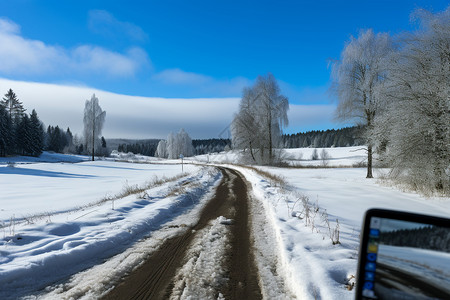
[166,128,194,159]
[83,94,106,161]
[231,73,289,165]
[231,87,260,162]
[375,7,450,194]
[331,29,393,178]
[155,139,168,158]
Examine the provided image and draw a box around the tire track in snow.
[103,167,262,299]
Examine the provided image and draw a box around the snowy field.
[194,146,369,167]
[202,146,450,299]
[232,165,449,299]
[0,154,221,298]
[0,156,197,222]
[0,147,449,299]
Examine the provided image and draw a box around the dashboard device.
[355,209,450,300]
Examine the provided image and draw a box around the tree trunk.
[249,141,256,162]
[367,144,373,178]
[268,110,272,164]
[433,118,445,191]
[91,103,95,162]
[366,109,374,179]
[268,125,272,163]
[91,125,95,161]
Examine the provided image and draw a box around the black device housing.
[355,208,450,300]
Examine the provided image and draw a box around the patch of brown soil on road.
[222,168,262,300]
[103,167,262,300]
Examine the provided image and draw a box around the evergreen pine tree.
[1,89,26,125]
[16,114,32,155]
[29,109,44,156]
[47,126,61,152]
[0,105,13,156]
[65,128,73,152]
[52,125,64,153]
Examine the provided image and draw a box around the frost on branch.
[83,94,106,161]
[374,7,450,195]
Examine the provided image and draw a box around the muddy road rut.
[103,167,262,300]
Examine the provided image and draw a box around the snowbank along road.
[104,167,262,299]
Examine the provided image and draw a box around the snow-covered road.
[103,167,262,299]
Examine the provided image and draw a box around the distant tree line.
[114,137,231,157]
[114,127,362,158]
[117,140,159,157]
[282,126,364,148]
[45,125,72,153]
[190,127,364,154]
[380,226,450,252]
[192,138,231,155]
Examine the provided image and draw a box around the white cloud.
[88,10,148,42]
[70,46,148,77]
[0,17,247,97]
[0,18,149,77]
[0,18,20,34]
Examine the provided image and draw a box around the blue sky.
[0,0,448,138]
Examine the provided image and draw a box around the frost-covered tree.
[231,73,289,164]
[83,94,106,161]
[375,7,450,194]
[64,127,75,153]
[177,128,194,157]
[231,87,261,162]
[166,132,176,159]
[331,29,393,178]
[254,73,289,163]
[155,139,168,158]
[166,129,194,159]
